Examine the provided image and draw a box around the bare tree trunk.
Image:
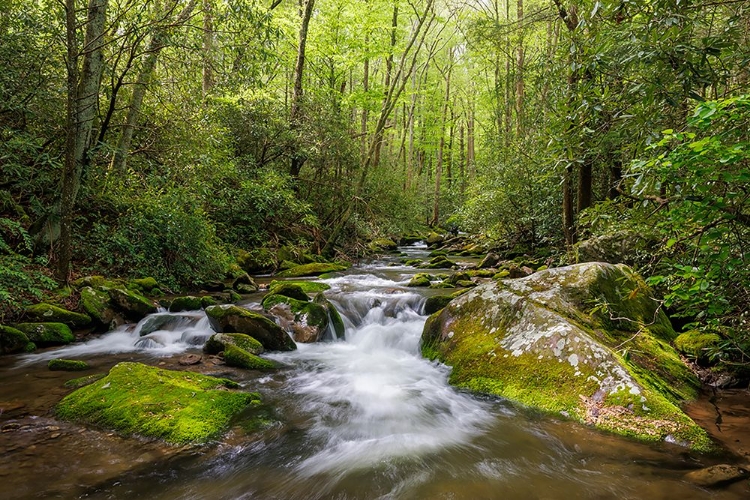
[371,0,399,170]
[562,165,575,245]
[202,0,214,98]
[110,0,197,175]
[57,0,109,281]
[432,53,452,226]
[515,0,524,137]
[467,100,476,181]
[289,0,316,180]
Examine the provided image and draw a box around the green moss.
[262,294,328,329]
[56,362,259,445]
[25,303,91,327]
[80,286,112,323]
[130,277,159,292]
[429,282,454,289]
[48,359,90,371]
[493,270,510,279]
[368,238,398,252]
[223,344,276,370]
[204,333,264,355]
[64,373,106,389]
[71,276,118,289]
[674,331,721,358]
[269,280,330,295]
[0,325,31,354]
[424,295,453,315]
[419,256,454,269]
[265,283,310,302]
[14,323,74,346]
[205,305,296,351]
[169,296,203,312]
[201,296,217,308]
[107,288,157,319]
[466,269,496,278]
[276,263,349,278]
[407,273,433,287]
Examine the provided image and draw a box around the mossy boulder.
[575,230,658,267]
[48,359,90,371]
[314,292,345,338]
[107,288,157,320]
[169,296,203,312]
[232,273,259,294]
[129,277,159,293]
[56,362,259,445]
[262,294,329,343]
[425,232,444,247]
[71,275,118,289]
[14,323,74,346]
[222,344,276,370]
[25,303,91,327]
[478,252,501,269]
[418,256,454,269]
[264,283,310,303]
[64,373,106,389]
[368,238,398,253]
[421,262,713,451]
[276,262,349,278]
[205,305,296,351]
[407,273,433,287]
[424,295,454,315]
[674,330,721,361]
[204,332,264,355]
[0,325,34,354]
[269,280,330,295]
[80,286,117,327]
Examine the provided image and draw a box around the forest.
[2,0,750,404]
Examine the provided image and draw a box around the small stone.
[178,354,202,366]
[684,464,748,487]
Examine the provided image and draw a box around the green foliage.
[0,218,56,321]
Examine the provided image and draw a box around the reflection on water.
[1,247,749,499]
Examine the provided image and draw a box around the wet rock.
[107,288,157,321]
[222,344,276,370]
[168,296,203,312]
[205,305,296,351]
[684,464,748,487]
[368,238,398,253]
[56,362,260,444]
[48,359,89,371]
[263,294,329,343]
[204,332,264,355]
[80,286,118,327]
[263,283,310,303]
[25,304,91,328]
[407,273,433,287]
[14,323,74,346]
[478,252,501,269]
[422,262,713,451]
[276,262,349,278]
[178,354,202,366]
[0,325,34,354]
[425,232,444,247]
[232,273,258,294]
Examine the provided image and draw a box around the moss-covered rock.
[48,359,90,371]
[201,296,217,308]
[425,232,444,247]
[169,296,203,312]
[368,238,398,253]
[232,273,259,294]
[478,252,501,269]
[674,330,721,361]
[204,332,264,355]
[25,303,91,327]
[262,294,329,343]
[276,262,349,278]
[424,295,454,315]
[71,275,118,289]
[64,373,106,389]
[403,259,423,267]
[236,247,275,274]
[56,362,259,444]
[14,323,74,346]
[205,305,296,351]
[80,286,117,327]
[130,277,159,293]
[407,273,433,287]
[314,292,345,338]
[0,325,34,354]
[222,344,276,370]
[269,280,330,295]
[107,288,157,320]
[418,256,455,269]
[264,283,310,303]
[421,262,713,451]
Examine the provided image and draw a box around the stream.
[1,245,749,499]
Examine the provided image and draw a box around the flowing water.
[1,246,749,499]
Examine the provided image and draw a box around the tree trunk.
[289,0,316,180]
[110,0,197,175]
[57,0,109,281]
[562,164,575,245]
[432,54,452,226]
[515,0,524,137]
[202,0,214,98]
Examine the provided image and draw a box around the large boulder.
[232,273,259,294]
[0,325,35,354]
[80,286,118,327]
[368,238,398,253]
[264,283,310,303]
[168,296,203,312]
[205,305,296,351]
[421,262,713,451]
[262,294,330,343]
[204,332,264,355]
[268,280,330,295]
[107,288,157,320]
[575,230,657,267]
[25,303,91,327]
[14,323,74,346]
[56,362,259,444]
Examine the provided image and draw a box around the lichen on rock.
[421,262,713,451]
